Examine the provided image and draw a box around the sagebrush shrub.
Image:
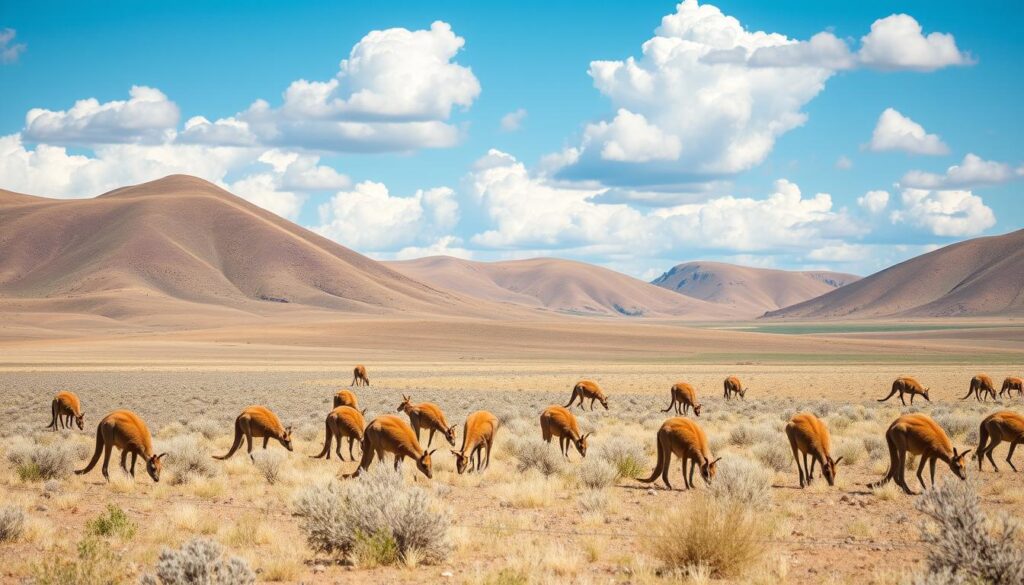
[578,457,618,489]
[933,412,974,440]
[508,437,565,476]
[162,435,217,485]
[87,504,136,539]
[186,419,221,440]
[140,538,255,585]
[0,506,25,542]
[708,457,772,506]
[596,440,647,479]
[32,537,126,585]
[251,450,286,485]
[727,424,773,447]
[578,489,608,513]
[833,437,866,466]
[753,441,791,472]
[7,442,73,481]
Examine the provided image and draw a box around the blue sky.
[1,1,1021,278]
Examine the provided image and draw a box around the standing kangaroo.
[351,365,370,387]
[878,376,930,406]
[637,417,720,490]
[344,415,435,479]
[723,376,746,400]
[960,374,996,402]
[333,389,358,409]
[869,413,968,495]
[662,382,701,416]
[46,390,84,431]
[540,405,590,458]
[975,410,1024,472]
[75,410,165,482]
[311,406,367,461]
[785,412,842,487]
[397,395,456,447]
[564,380,609,411]
[213,406,293,461]
[451,410,499,474]
[1000,376,1023,398]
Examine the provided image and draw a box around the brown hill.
[387,256,734,319]
[651,261,859,318]
[764,229,1024,319]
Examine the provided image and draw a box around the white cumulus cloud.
[868,108,948,155]
[1,28,27,64]
[857,190,890,214]
[499,108,528,132]
[23,86,181,145]
[900,153,1024,189]
[890,188,995,237]
[858,14,973,71]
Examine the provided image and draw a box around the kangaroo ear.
[953,447,960,457]
[833,456,844,465]
[711,457,723,465]
[427,449,437,456]
[450,450,461,457]
[156,453,167,460]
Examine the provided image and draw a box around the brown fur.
[333,389,358,409]
[878,376,930,406]
[345,414,435,479]
[397,395,456,447]
[46,390,84,431]
[869,413,968,495]
[451,411,500,474]
[1000,376,1023,398]
[960,374,996,402]
[565,380,609,411]
[785,412,841,487]
[723,376,746,400]
[662,382,701,416]
[311,406,367,461]
[351,365,370,387]
[637,417,720,490]
[976,410,1024,472]
[75,410,165,482]
[213,405,293,460]
[540,405,590,458]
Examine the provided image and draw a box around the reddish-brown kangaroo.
[451,410,499,474]
[75,410,165,482]
[344,414,435,479]
[637,417,720,490]
[975,410,1024,472]
[351,365,370,387]
[46,390,84,431]
[1000,376,1023,398]
[723,376,746,400]
[662,382,701,416]
[785,412,842,487]
[397,395,456,447]
[564,380,609,411]
[333,389,358,409]
[869,413,968,495]
[213,406,293,460]
[311,406,367,461]
[540,405,590,458]
[878,376,930,405]
[960,374,996,402]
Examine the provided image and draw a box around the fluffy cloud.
[23,86,180,145]
[900,153,1024,189]
[500,108,527,132]
[392,235,474,260]
[748,31,855,69]
[857,190,890,214]
[1,28,26,64]
[868,108,948,155]
[859,14,973,71]
[890,188,995,236]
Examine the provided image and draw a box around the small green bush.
[87,504,136,540]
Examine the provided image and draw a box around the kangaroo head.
[417,449,437,479]
[693,404,702,417]
[701,456,722,485]
[739,388,747,398]
[575,433,591,458]
[451,449,469,474]
[397,395,412,412]
[281,426,294,451]
[146,453,167,482]
[599,396,609,410]
[443,425,457,447]
[74,412,85,430]
[922,388,931,401]
[950,448,969,480]
[823,455,843,486]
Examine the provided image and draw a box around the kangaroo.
[723,376,746,400]
[1000,376,1023,398]
[46,390,84,431]
[637,417,720,490]
[975,410,1024,472]
[75,410,165,482]
[344,415,435,479]
[785,412,842,487]
[564,380,609,411]
[960,374,996,402]
[397,395,456,447]
[450,411,499,474]
[213,406,293,461]
[869,413,969,495]
[333,389,358,409]
[351,365,370,387]
[311,406,367,461]
[540,405,590,458]
[878,376,930,406]
[662,382,701,416]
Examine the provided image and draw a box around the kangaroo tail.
[960,382,977,400]
[75,425,104,475]
[636,433,665,484]
[661,395,675,413]
[311,418,332,459]
[45,400,58,430]
[344,435,375,478]
[564,388,578,408]
[213,419,243,460]
[868,432,898,488]
[877,387,897,402]
[976,422,991,462]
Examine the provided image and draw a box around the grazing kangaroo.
[540,405,590,458]
[662,382,701,416]
[785,412,842,487]
[311,406,367,461]
[1000,376,1023,398]
[213,406,293,461]
[75,410,165,482]
[344,415,435,479]
[637,417,720,490]
[451,411,499,474]
[869,413,968,495]
[351,365,370,387]
[564,380,609,411]
[333,389,358,409]
[975,410,1024,472]
[878,376,930,406]
[397,395,456,447]
[46,390,84,431]
[960,374,996,402]
[723,376,746,400]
